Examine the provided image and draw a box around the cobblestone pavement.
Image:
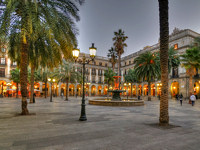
[0,97,200,150]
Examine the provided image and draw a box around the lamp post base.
[79,115,87,121]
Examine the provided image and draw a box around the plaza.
[0,97,200,150]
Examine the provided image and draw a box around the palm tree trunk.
[158,0,169,125]
[45,81,47,98]
[30,64,35,103]
[148,81,151,101]
[189,75,193,95]
[113,63,115,71]
[16,83,19,98]
[20,40,29,115]
[131,83,133,98]
[65,79,69,101]
[118,55,121,90]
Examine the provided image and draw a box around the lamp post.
[48,78,56,102]
[72,43,97,121]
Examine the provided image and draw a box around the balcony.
[92,72,96,75]
[92,81,96,83]
[170,75,179,78]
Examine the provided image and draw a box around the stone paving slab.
[0,97,200,149]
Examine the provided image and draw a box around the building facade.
[1,28,200,99]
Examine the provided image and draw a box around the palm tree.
[41,68,49,98]
[158,0,169,125]
[134,51,160,101]
[107,47,117,70]
[10,68,20,98]
[54,61,80,101]
[104,68,116,91]
[124,69,137,97]
[113,29,128,89]
[0,0,83,115]
[181,47,200,95]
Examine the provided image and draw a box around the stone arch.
[98,85,102,96]
[69,84,75,96]
[91,85,96,96]
[151,84,155,96]
[77,84,82,96]
[104,86,108,95]
[171,81,179,97]
[143,84,148,96]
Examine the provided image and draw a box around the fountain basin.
[107,90,125,101]
[89,98,144,106]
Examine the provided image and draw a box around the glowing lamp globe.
[89,43,97,59]
[72,48,80,60]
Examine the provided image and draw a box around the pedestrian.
[61,92,64,99]
[33,93,36,103]
[176,94,179,100]
[190,93,196,106]
[179,93,183,106]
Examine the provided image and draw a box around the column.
[96,69,98,83]
[102,70,104,84]
[89,68,92,82]
[121,70,123,82]
[40,82,43,95]
[89,85,91,96]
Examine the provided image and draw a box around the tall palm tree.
[134,51,160,101]
[10,68,20,98]
[158,0,169,125]
[113,29,128,89]
[181,47,200,95]
[54,61,80,101]
[104,68,116,91]
[0,0,83,115]
[107,47,117,70]
[124,69,137,97]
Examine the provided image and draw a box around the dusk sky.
[76,0,200,57]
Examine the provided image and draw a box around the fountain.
[88,76,144,106]
[107,76,125,101]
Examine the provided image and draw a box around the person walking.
[33,93,36,103]
[179,93,183,106]
[190,93,196,106]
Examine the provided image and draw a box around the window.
[99,62,102,66]
[1,48,5,53]
[174,44,178,50]
[98,69,102,75]
[92,76,95,83]
[129,61,131,65]
[1,58,5,64]
[125,62,126,66]
[92,68,96,75]
[0,68,5,77]
[99,77,102,83]
[105,63,107,67]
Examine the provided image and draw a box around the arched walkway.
[34,82,40,96]
[42,83,49,97]
[138,85,142,96]
[194,81,199,96]
[157,83,162,96]
[91,85,96,96]
[104,86,108,95]
[143,85,148,96]
[69,84,75,96]
[60,83,65,96]
[151,84,155,96]
[132,85,136,96]
[77,84,82,96]
[98,86,102,96]
[171,81,179,97]
[85,85,89,97]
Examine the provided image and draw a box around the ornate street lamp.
[48,78,56,102]
[72,43,97,121]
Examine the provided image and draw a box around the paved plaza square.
[0,97,200,150]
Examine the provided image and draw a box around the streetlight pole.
[50,82,53,102]
[48,78,55,102]
[72,43,97,121]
